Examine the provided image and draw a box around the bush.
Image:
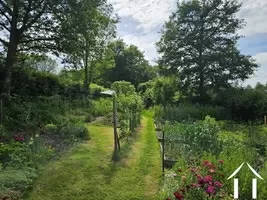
[44,122,90,141]
[90,98,112,117]
[154,104,230,122]
[0,167,36,199]
[214,87,267,121]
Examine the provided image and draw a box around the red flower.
[198,178,205,185]
[219,160,224,164]
[206,185,216,195]
[214,181,223,188]
[174,192,184,199]
[204,175,213,183]
[202,160,210,166]
[13,134,25,142]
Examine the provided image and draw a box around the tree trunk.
[198,8,205,103]
[84,41,89,94]
[88,60,94,95]
[199,70,204,102]
[2,0,19,96]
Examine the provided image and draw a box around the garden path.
[27,112,161,200]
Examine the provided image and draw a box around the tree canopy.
[156,0,259,102]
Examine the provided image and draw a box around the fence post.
[162,129,165,174]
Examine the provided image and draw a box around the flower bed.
[157,115,267,199]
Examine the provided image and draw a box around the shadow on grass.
[103,128,141,184]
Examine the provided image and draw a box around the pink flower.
[202,160,210,166]
[198,177,205,185]
[214,181,223,188]
[173,191,184,199]
[13,133,25,142]
[204,175,213,183]
[206,185,216,195]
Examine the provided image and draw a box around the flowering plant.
[166,160,229,200]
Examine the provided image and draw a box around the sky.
[108,0,267,87]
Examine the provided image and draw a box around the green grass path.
[28,113,161,200]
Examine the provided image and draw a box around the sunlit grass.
[27,113,161,200]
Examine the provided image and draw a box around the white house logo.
[227,162,264,199]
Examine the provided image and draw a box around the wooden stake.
[264,115,266,126]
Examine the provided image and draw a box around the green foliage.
[215,86,267,121]
[101,40,155,88]
[156,0,258,101]
[164,116,223,160]
[154,104,230,122]
[44,122,90,141]
[111,81,143,139]
[90,83,106,98]
[0,167,37,200]
[90,98,112,117]
[162,143,263,200]
[58,0,117,91]
[153,76,181,105]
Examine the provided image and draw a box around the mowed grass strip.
[28,113,161,200]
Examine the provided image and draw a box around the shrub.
[57,122,90,141]
[91,98,112,117]
[214,87,267,121]
[0,167,36,199]
[154,104,230,122]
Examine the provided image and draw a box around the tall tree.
[102,40,155,88]
[0,0,61,95]
[156,0,258,102]
[58,0,117,93]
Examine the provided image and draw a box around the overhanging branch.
[0,38,8,47]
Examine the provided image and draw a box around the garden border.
[154,121,178,169]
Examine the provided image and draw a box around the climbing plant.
[111,81,143,140]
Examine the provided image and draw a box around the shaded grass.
[27,112,161,200]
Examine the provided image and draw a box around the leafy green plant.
[155,104,230,122]
[0,167,37,200]
[164,116,223,160]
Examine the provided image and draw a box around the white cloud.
[244,52,267,86]
[119,32,160,63]
[109,0,176,30]
[238,0,267,36]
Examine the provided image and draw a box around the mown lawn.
[27,112,162,200]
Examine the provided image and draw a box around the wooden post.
[162,129,165,174]
[113,96,118,153]
[264,115,266,126]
